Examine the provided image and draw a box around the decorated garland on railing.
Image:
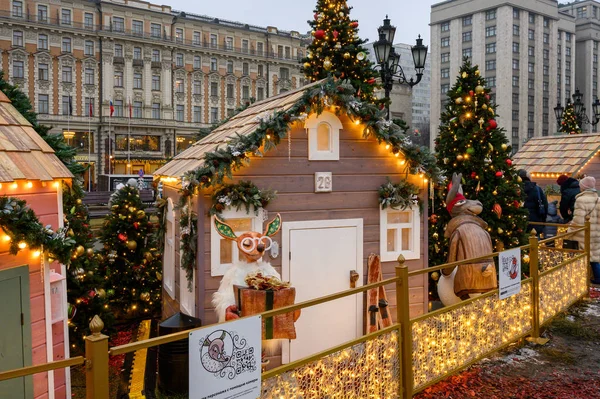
[175,78,440,285]
[209,181,276,216]
[378,178,423,213]
[0,196,76,264]
[154,197,168,254]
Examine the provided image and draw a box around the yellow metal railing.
[0,220,591,399]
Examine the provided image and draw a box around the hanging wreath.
[0,196,76,264]
[378,178,422,212]
[209,181,276,216]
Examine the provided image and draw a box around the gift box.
[234,285,299,340]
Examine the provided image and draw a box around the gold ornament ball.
[136,210,146,219]
[482,104,488,110]
[431,271,440,281]
[455,97,463,104]
[97,289,106,299]
[497,227,504,234]
[126,240,138,251]
[462,72,468,78]
[140,292,150,302]
[323,58,332,70]
[144,252,154,262]
[129,207,137,213]
[76,199,82,205]
[343,52,351,59]
[86,248,94,257]
[475,85,484,94]
[475,70,480,76]
[307,52,313,59]
[457,154,464,161]
[501,143,508,150]
[75,245,85,256]
[339,11,344,17]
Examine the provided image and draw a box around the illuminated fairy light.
[26,181,33,189]
[262,331,399,398]
[11,182,17,189]
[18,242,27,249]
[32,250,41,258]
[53,181,60,188]
[353,120,360,125]
[3,235,10,242]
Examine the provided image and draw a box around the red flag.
[109,100,114,117]
[88,101,93,117]
[128,100,132,118]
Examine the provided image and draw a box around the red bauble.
[367,78,376,84]
[513,200,520,208]
[118,233,127,242]
[333,30,339,39]
[488,119,497,129]
[471,171,477,178]
[314,30,325,40]
[495,171,504,177]
[469,90,474,96]
[505,159,513,166]
[485,94,491,100]
[429,214,438,224]
[133,222,140,229]
[314,12,319,20]
[88,290,96,298]
[350,21,359,28]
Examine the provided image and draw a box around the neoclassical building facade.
[0,0,306,187]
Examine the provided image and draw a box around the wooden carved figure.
[212,214,282,322]
[437,173,497,306]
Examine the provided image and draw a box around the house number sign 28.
[315,172,333,192]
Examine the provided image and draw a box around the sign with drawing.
[189,316,262,399]
[498,247,521,300]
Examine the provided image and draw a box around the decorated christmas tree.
[429,59,529,269]
[64,182,114,349]
[559,102,581,134]
[99,183,162,318]
[301,0,379,102]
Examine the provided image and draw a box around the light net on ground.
[261,330,400,399]
[539,254,588,324]
[411,282,532,391]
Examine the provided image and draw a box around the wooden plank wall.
[0,182,67,399]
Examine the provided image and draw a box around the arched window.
[304,111,342,160]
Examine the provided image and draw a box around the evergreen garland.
[378,178,422,212]
[0,196,75,264]
[179,199,198,291]
[209,181,276,216]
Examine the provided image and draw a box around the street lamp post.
[554,88,600,132]
[373,16,428,119]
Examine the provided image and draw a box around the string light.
[11,182,17,189]
[26,181,33,189]
[18,242,27,249]
[32,250,41,258]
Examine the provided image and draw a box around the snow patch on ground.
[486,347,543,365]
[582,301,600,318]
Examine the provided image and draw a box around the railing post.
[396,255,412,399]
[585,216,592,297]
[527,229,548,345]
[85,315,109,399]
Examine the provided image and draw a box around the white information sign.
[498,247,522,300]
[189,316,262,399]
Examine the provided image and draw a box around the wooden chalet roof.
[512,134,600,176]
[154,80,324,179]
[0,90,73,182]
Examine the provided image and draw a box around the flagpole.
[88,102,92,192]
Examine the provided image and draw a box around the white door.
[282,219,363,363]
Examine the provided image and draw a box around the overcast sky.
[167,0,439,46]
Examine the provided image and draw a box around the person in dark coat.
[557,174,580,223]
[545,200,563,238]
[519,169,548,236]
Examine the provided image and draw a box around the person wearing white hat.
[570,176,600,284]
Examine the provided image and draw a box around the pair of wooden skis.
[367,254,392,333]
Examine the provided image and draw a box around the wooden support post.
[396,255,413,399]
[526,230,549,345]
[585,216,592,298]
[85,315,109,399]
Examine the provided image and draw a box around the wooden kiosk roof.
[154,81,323,179]
[512,134,600,177]
[0,91,72,182]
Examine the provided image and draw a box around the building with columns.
[559,1,600,132]
[430,0,576,152]
[0,0,306,189]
